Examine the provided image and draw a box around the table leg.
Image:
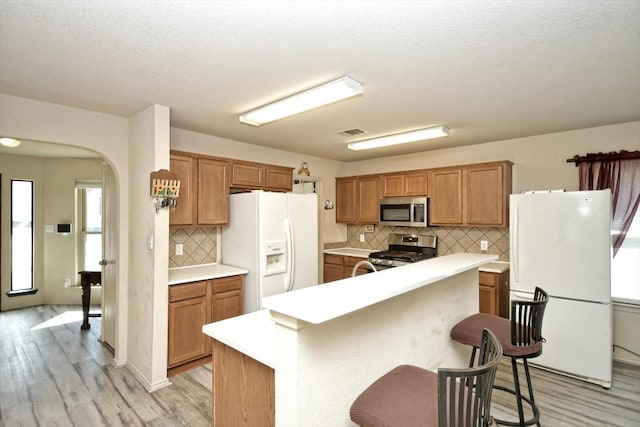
[81,283,91,330]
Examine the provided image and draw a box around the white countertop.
[203,309,275,368]
[263,252,497,324]
[323,247,377,258]
[479,260,510,273]
[168,263,248,285]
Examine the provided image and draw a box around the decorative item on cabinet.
[150,169,180,213]
[297,162,311,176]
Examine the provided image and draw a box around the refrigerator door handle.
[285,218,295,292]
[512,202,520,282]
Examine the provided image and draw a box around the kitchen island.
[203,252,497,426]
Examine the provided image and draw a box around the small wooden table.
[78,271,101,330]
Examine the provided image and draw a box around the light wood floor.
[0,305,212,426]
[1,305,639,426]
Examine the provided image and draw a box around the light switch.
[175,243,184,256]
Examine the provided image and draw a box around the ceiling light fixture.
[347,125,449,151]
[0,137,21,148]
[239,76,363,126]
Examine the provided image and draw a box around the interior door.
[101,163,117,348]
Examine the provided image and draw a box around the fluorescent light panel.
[239,76,363,126]
[0,137,21,148]
[347,125,449,151]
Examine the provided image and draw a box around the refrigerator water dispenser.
[263,241,287,276]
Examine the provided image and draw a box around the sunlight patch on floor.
[31,310,83,330]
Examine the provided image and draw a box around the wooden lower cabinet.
[168,289,208,367]
[323,254,370,283]
[168,275,245,375]
[213,340,275,426]
[479,271,509,318]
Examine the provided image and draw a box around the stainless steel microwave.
[379,197,429,227]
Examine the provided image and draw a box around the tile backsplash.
[170,224,508,268]
[169,226,217,268]
[325,225,509,260]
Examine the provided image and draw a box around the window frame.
[76,181,102,276]
[9,179,36,295]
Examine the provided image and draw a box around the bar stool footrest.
[492,384,540,427]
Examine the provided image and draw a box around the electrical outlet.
[359,234,365,242]
[364,225,374,233]
[480,240,488,251]
[64,278,71,288]
[175,243,184,256]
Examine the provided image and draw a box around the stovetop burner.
[368,234,437,268]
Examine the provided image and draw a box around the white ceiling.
[1,0,639,162]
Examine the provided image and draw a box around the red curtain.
[578,152,640,257]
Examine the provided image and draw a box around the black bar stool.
[350,328,503,427]
[450,287,548,426]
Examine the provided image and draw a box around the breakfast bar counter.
[203,252,497,426]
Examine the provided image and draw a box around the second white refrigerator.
[510,189,613,387]
[222,191,318,314]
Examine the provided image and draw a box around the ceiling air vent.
[337,128,366,137]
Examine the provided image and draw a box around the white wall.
[127,105,171,391]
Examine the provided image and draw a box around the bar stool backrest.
[511,287,548,347]
[437,328,503,427]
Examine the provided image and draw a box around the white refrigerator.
[222,191,318,314]
[510,189,613,388]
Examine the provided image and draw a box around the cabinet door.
[198,158,229,225]
[428,168,463,225]
[265,166,293,192]
[336,177,357,223]
[465,163,509,226]
[380,174,405,198]
[404,171,428,196]
[168,295,208,367]
[211,276,244,321]
[357,176,380,224]
[231,161,264,189]
[323,263,344,283]
[169,153,197,226]
[211,289,243,322]
[479,285,496,316]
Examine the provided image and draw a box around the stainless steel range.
[368,233,438,269]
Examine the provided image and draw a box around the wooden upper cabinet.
[265,165,293,192]
[465,162,512,226]
[404,171,428,196]
[357,176,380,223]
[335,176,379,224]
[170,153,197,226]
[429,161,512,227]
[428,167,463,225]
[231,161,293,192]
[198,158,229,225]
[336,177,358,223]
[231,161,264,189]
[380,174,405,197]
[380,171,428,198]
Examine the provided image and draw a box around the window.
[612,208,640,304]
[11,180,34,292]
[76,181,102,272]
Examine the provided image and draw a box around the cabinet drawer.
[479,272,498,287]
[212,275,244,294]
[324,254,344,266]
[344,256,366,268]
[169,281,208,302]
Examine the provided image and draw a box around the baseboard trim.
[125,362,172,393]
